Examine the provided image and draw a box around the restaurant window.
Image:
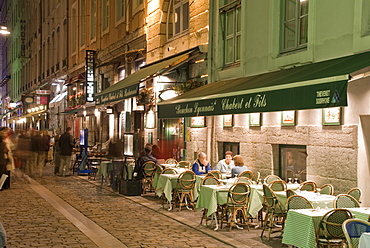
[279,145,307,183]
[219,0,241,66]
[167,0,189,39]
[281,0,308,53]
[218,142,239,161]
[117,66,126,81]
[71,3,77,53]
[80,0,86,47]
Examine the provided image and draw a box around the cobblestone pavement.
[0,165,283,248]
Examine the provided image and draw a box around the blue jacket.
[192,160,211,175]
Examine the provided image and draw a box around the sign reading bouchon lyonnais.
[158,80,347,119]
[95,83,139,105]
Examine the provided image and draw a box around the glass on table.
[293,178,299,184]
[324,202,329,210]
[287,178,292,184]
[315,201,320,211]
[316,188,321,196]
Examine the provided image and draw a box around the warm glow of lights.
[200,74,208,78]
[159,90,178,100]
[195,59,205,64]
[109,114,115,139]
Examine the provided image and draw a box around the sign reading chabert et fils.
[86,50,96,102]
[158,80,348,118]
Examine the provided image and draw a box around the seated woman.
[216,151,234,173]
[192,152,211,175]
[231,155,248,178]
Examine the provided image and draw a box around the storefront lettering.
[222,98,243,110]
[124,89,137,97]
[193,102,215,115]
[316,90,331,105]
[253,94,267,108]
[175,104,193,114]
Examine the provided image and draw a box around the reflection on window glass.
[280,145,307,183]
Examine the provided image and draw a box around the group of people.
[133,144,248,180]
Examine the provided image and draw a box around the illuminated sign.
[86,50,96,102]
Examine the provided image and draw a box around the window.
[80,0,86,46]
[102,0,109,32]
[71,3,77,53]
[279,145,307,182]
[218,142,239,162]
[116,0,125,22]
[219,0,241,66]
[281,0,308,53]
[90,0,97,39]
[167,0,189,39]
[117,66,126,81]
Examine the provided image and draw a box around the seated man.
[231,155,248,178]
[192,152,211,175]
[133,144,159,180]
[216,151,234,173]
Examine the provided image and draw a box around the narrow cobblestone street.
[0,165,282,248]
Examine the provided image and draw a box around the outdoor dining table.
[275,191,336,211]
[96,160,113,185]
[282,207,370,248]
[155,170,203,210]
[359,232,370,248]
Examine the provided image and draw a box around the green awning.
[95,48,198,105]
[158,51,370,118]
[60,109,78,114]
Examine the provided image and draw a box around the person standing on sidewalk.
[53,135,61,175]
[59,127,75,176]
[37,130,50,177]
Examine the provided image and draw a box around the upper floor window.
[116,0,125,22]
[219,0,241,66]
[90,0,97,40]
[281,0,308,53]
[167,0,189,39]
[80,0,86,46]
[102,0,109,32]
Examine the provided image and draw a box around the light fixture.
[39,105,44,110]
[159,89,178,101]
[27,109,31,113]
[31,108,35,112]
[35,107,39,111]
[72,87,77,91]
[0,26,10,35]
[106,106,113,114]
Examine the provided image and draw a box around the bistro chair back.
[142,161,156,193]
[162,168,177,174]
[300,180,317,192]
[237,170,253,179]
[207,170,222,179]
[177,161,191,169]
[334,194,360,208]
[201,175,221,185]
[155,164,164,174]
[317,208,353,247]
[263,175,282,185]
[260,184,285,240]
[286,189,297,198]
[165,158,178,165]
[221,183,251,231]
[342,219,370,248]
[347,188,362,204]
[319,184,334,195]
[174,170,196,211]
[286,195,314,210]
[252,171,260,183]
[268,180,287,192]
[235,177,253,185]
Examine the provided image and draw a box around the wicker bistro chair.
[142,161,156,193]
[162,168,177,174]
[334,194,360,208]
[316,208,353,248]
[286,195,314,210]
[319,184,335,195]
[347,188,362,204]
[300,180,317,192]
[263,175,282,185]
[221,183,251,231]
[235,177,253,185]
[237,170,254,179]
[174,170,196,211]
[286,189,297,198]
[207,170,222,179]
[165,158,178,165]
[260,184,286,240]
[342,219,370,248]
[177,161,191,169]
[252,171,261,183]
[268,180,287,192]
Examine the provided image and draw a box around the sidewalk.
[0,165,283,247]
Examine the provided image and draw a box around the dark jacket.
[134,153,158,180]
[40,135,51,152]
[59,132,74,156]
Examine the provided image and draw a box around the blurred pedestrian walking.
[0,127,14,189]
[53,135,61,175]
[29,130,41,178]
[59,127,74,176]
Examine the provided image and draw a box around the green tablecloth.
[283,208,370,248]
[155,174,201,202]
[96,161,113,178]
